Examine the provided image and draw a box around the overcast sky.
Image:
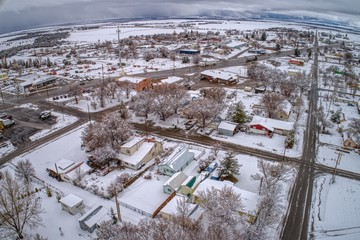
[0,0,359,34]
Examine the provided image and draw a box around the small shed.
[179,176,201,196]
[218,121,238,136]
[59,194,84,215]
[79,205,109,233]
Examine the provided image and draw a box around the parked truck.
[0,118,15,128]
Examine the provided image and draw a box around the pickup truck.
[0,118,15,128]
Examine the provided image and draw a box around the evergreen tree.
[261,32,267,41]
[275,43,281,51]
[220,151,242,177]
[232,102,247,124]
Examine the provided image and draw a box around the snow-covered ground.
[310,174,360,240]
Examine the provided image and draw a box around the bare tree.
[91,146,118,167]
[117,80,134,99]
[95,220,138,240]
[102,112,133,149]
[349,118,360,144]
[191,55,202,65]
[314,106,331,131]
[165,84,190,114]
[81,122,107,151]
[132,91,154,119]
[106,81,119,100]
[251,159,292,192]
[15,159,35,183]
[151,87,174,121]
[185,99,222,128]
[262,92,285,119]
[69,85,83,104]
[0,171,43,239]
[202,87,227,104]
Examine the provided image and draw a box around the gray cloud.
[0,0,359,34]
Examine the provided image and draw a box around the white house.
[163,172,188,194]
[118,137,163,170]
[158,146,195,176]
[248,116,294,136]
[59,194,85,215]
[46,159,91,183]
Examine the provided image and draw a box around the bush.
[46,187,52,197]
[143,173,152,180]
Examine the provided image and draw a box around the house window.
[126,150,131,154]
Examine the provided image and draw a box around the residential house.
[79,205,109,233]
[59,194,85,215]
[158,146,195,176]
[217,121,238,136]
[201,70,238,85]
[277,100,292,120]
[343,135,359,149]
[248,116,294,136]
[46,159,91,182]
[192,179,260,223]
[118,76,152,91]
[163,172,188,194]
[119,137,163,170]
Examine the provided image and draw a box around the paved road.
[281,33,320,240]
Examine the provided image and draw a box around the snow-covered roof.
[118,76,146,84]
[16,74,57,87]
[181,176,201,190]
[193,179,259,215]
[65,162,91,181]
[249,116,294,131]
[118,141,155,166]
[163,172,188,190]
[161,195,197,216]
[218,121,238,132]
[226,41,247,48]
[56,159,75,171]
[121,136,144,148]
[60,194,83,208]
[83,207,109,229]
[161,76,183,84]
[161,146,195,172]
[201,70,238,81]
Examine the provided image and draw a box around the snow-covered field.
[310,174,360,240]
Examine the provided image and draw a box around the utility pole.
[115,191,122,222]
[332,151,343,184]
[117,26,122,69]
[87,104,91,123]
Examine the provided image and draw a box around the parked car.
[0,112,12,120]
[204,128,215,135]
[39,110,51,120]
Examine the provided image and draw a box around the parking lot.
[1,106,57,146]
